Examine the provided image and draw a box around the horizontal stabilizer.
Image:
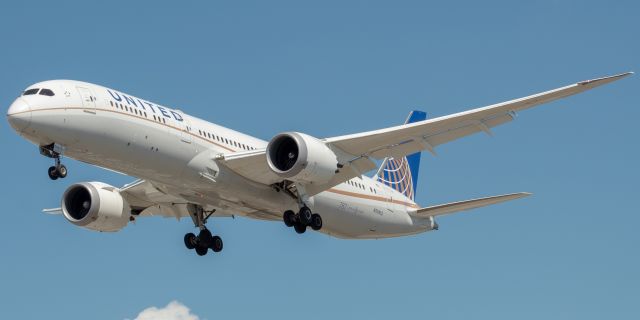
[410,192,531,218]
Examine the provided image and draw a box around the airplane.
[6,72,632,256]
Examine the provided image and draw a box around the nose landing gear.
[283,206,323,234]
[47,159,67,180]
[40,143,67,180]
[184,204,223,256]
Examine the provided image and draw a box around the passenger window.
[23,88,39,95]
[39,89,55,96]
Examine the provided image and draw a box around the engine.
[266,132,339,184]
[61,182,131,232]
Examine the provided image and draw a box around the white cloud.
[132,301,200,320]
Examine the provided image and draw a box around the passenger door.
[76,86,96,113]
[172,114,197,156]
[176,117,192,145]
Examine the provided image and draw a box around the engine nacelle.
[267,132,339,184]
[61,182,131,232]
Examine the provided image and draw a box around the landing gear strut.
[283,206,323,234]
[40,143,67,180]
[184,204,223,256]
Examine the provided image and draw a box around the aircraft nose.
[7,97,32,132]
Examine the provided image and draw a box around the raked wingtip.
[578,71,633,85]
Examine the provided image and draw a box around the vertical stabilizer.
[374,110,426,201]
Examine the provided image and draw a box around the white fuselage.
[7,80,434,239]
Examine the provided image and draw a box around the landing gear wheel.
[57,165,67,178]
[186,204,223,256]
[195,245,208,256]
[184,233,196,250]
[211,236,223,252]
[310,214,323,231]
[198,229,213,248]
[47,166,58,180]
[283,210,295,227]
[299,206,312,225]
[294,223,307,234]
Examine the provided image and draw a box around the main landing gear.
[184,204,223,256]
[40,143,67,180]
[283,206,323,234]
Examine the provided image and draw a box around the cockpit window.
[39,89,55,96]
[23,88,39,95]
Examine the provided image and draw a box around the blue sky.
[1,1,638,319]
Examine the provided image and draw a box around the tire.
[283,210,295,227]
[299,206,312,225]
[294,223,306,234]
[184,233,196,250]
[198,229,213,247]
[211,236,223,252]
[310,214,323,231]
[195,245,208,256]
[57,165,67,178]
[47,166,58,180]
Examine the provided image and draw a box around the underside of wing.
[118,179,193,218]
[120,179,275,220]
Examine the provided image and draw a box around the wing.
[326,72,633,160]
[219,72,632,195]
[119,179,253,219]
[409,192,531,218]
[117,179,190,218]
